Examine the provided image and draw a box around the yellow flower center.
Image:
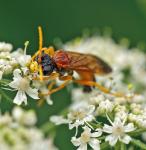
[112,125,124,136]
[81,131,90,143]
[72,111,86,120]
[18,78,30,91]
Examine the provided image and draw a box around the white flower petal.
[9,80,19,89]
[87,105,95,114]
[18,55,31,67]
[46,96,53,105]
[89,139,100,150]
[103,124,113,133]
[77,144,87,150]
[26,87,39,99]
[83,126,91,133]
[105,134,118,146]
[13,69,22,79]
[124,123,135,133]
[50,116,69,125]
[91,130,102,138]
[13,91,27,105]
[114,118,123,126]
[71,137,81,147]
[120,134,132,144]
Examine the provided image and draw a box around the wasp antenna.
[38,26,43,51]
[24,41,29,55]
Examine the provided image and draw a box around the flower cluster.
[51,88,146,149]
[0,33,146,150]
[50,35,146,149]
[0,106,58,150]
[0,42,53,105]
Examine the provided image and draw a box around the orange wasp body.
[30,27,123,97]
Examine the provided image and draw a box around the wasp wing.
[66,51,112,75]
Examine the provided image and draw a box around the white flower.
[68,104,95,130]
[50,116,70,125]
[12,106,24,121]
[0,42,13,52]
[12,107,37,126]
[22,110,37,126]
[103,117,135,146]
[96,99,114,114]
[0,113,12,126]
[71,126,102,150]
[17,54,31,67]
[9,69,39,105]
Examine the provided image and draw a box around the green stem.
[129,129,146,137]
[131,138,146,150]
[121,143,126,150]
[115,141,120,150]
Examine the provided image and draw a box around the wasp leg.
[37,81,56,106]
[39,65,44,81]
[40,75,73,96]
[74,80,124,97]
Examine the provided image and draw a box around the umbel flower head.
[0,106,58,150]
[9,69,39,105]
[0,32,146,150]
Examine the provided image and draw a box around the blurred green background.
[0,0,146,149]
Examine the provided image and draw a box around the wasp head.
[33,52,56,75]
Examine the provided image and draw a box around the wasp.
[29,27,123,97]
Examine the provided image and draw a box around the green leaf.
[131,138,146,150]
[0,89,12,102]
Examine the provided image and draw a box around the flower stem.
[115,141,120,150]
[129,129,146,137]
[131,138,146,149]
[121,143,126,150]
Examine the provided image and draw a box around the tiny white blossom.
[50,116,70,125]
[0,42,13,52]
[71,126,102,150]
[9,69,39,105]
[17,54,31,67]
[96,99,114,115]
[103,117,135,146]
[68,104,95,130]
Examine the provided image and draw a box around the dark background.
[0,0,146,149]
